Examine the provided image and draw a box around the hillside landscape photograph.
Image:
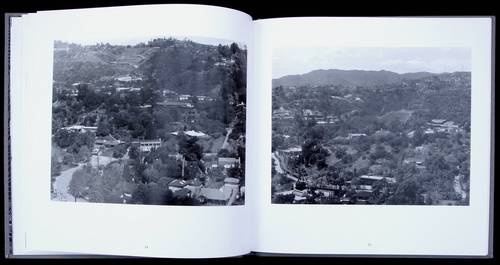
[271,47,471,205]
[50,36,247,206]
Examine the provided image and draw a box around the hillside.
[53,41,159,83]
[272,69,440,88]
[53,38,247,98]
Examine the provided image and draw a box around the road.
[225,185,239,206]
[272,151,299,182]
[272,152,284,174]
[53,164,87,202]
[53,154,116,202]
[454,174,467,201]
[221,127,233,150]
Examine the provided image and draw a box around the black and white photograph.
[50,36,247,206]
[271,47,471,205]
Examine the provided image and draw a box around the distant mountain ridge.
[272,69,467,88]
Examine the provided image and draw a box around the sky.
[272,47,471,79]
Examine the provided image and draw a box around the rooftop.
[169,179,187,188]
[224,177,240,185]
[174,188,191,198]
[171,130,208,138]
[281,147,302,153]
[218,157,240,163]
[359,175,396,183]
[200,187,232,201]
[431,119,447,124]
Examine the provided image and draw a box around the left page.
[10,4,254,258]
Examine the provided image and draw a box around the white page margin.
[252,17,493,256]
[11,5,253,258]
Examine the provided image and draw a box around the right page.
[251,17,493,256]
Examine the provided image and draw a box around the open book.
[6,4,494,258]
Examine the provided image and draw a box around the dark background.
[1,0,498,17]
[1,0,497,264]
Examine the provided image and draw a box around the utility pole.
[181,157,185,178]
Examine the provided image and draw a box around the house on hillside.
[173,188,192,199]
[426,119,462,134]
[162,89,179,100]
[95,134,122,147]
[291,189,308,202]
[359,175,396,184]
[326,115,339,124]
[115,87,141,93]
[424,128,435,134]
[114,75,143,83]
[168,179,188,192]
[115,75,133,82]
[273,106,293,120]
[198,183,239,205]
[170,130,209,138]
[157,101,194,109]
[374,129,391,137]
[347,133,367,139]
[196,95,213,102]
[218,157,240,169]
[403,157,425,169]
[61,125,98,134]
[278,146,302,158]
[430,119,446,125]
[302,109,323,120]
[185,179,203,196]
[224,177,240,186]
[131,139,162,152]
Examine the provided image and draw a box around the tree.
[388,178,423,205]
[145,182,164,205]
[74,131,95,150]
[129,145,140,160]
[388,119,403,132]
[183,161,202,179]
[112,144,127,158]
[273,193,295,204]
[370,144,390,161]
[272,135,285,151]
[157,176,173,191]
[63,153,75,166]
[294,113,305,144]
[413,127,426,146]
[69,165,94,202]
[227,165,243,179]
[335,147,347,159]
[179,135,203,161]
[96,120,112,136]
[76,145,91,162]
[54,129,76,148]
[426,154,450,174]
[143,166,161,183]
[76,83,102,109]
[131,183,148,204]
[295,181,307,190]
[51,154,62,177]
[217,148,234,158]
[102,162,123,192]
